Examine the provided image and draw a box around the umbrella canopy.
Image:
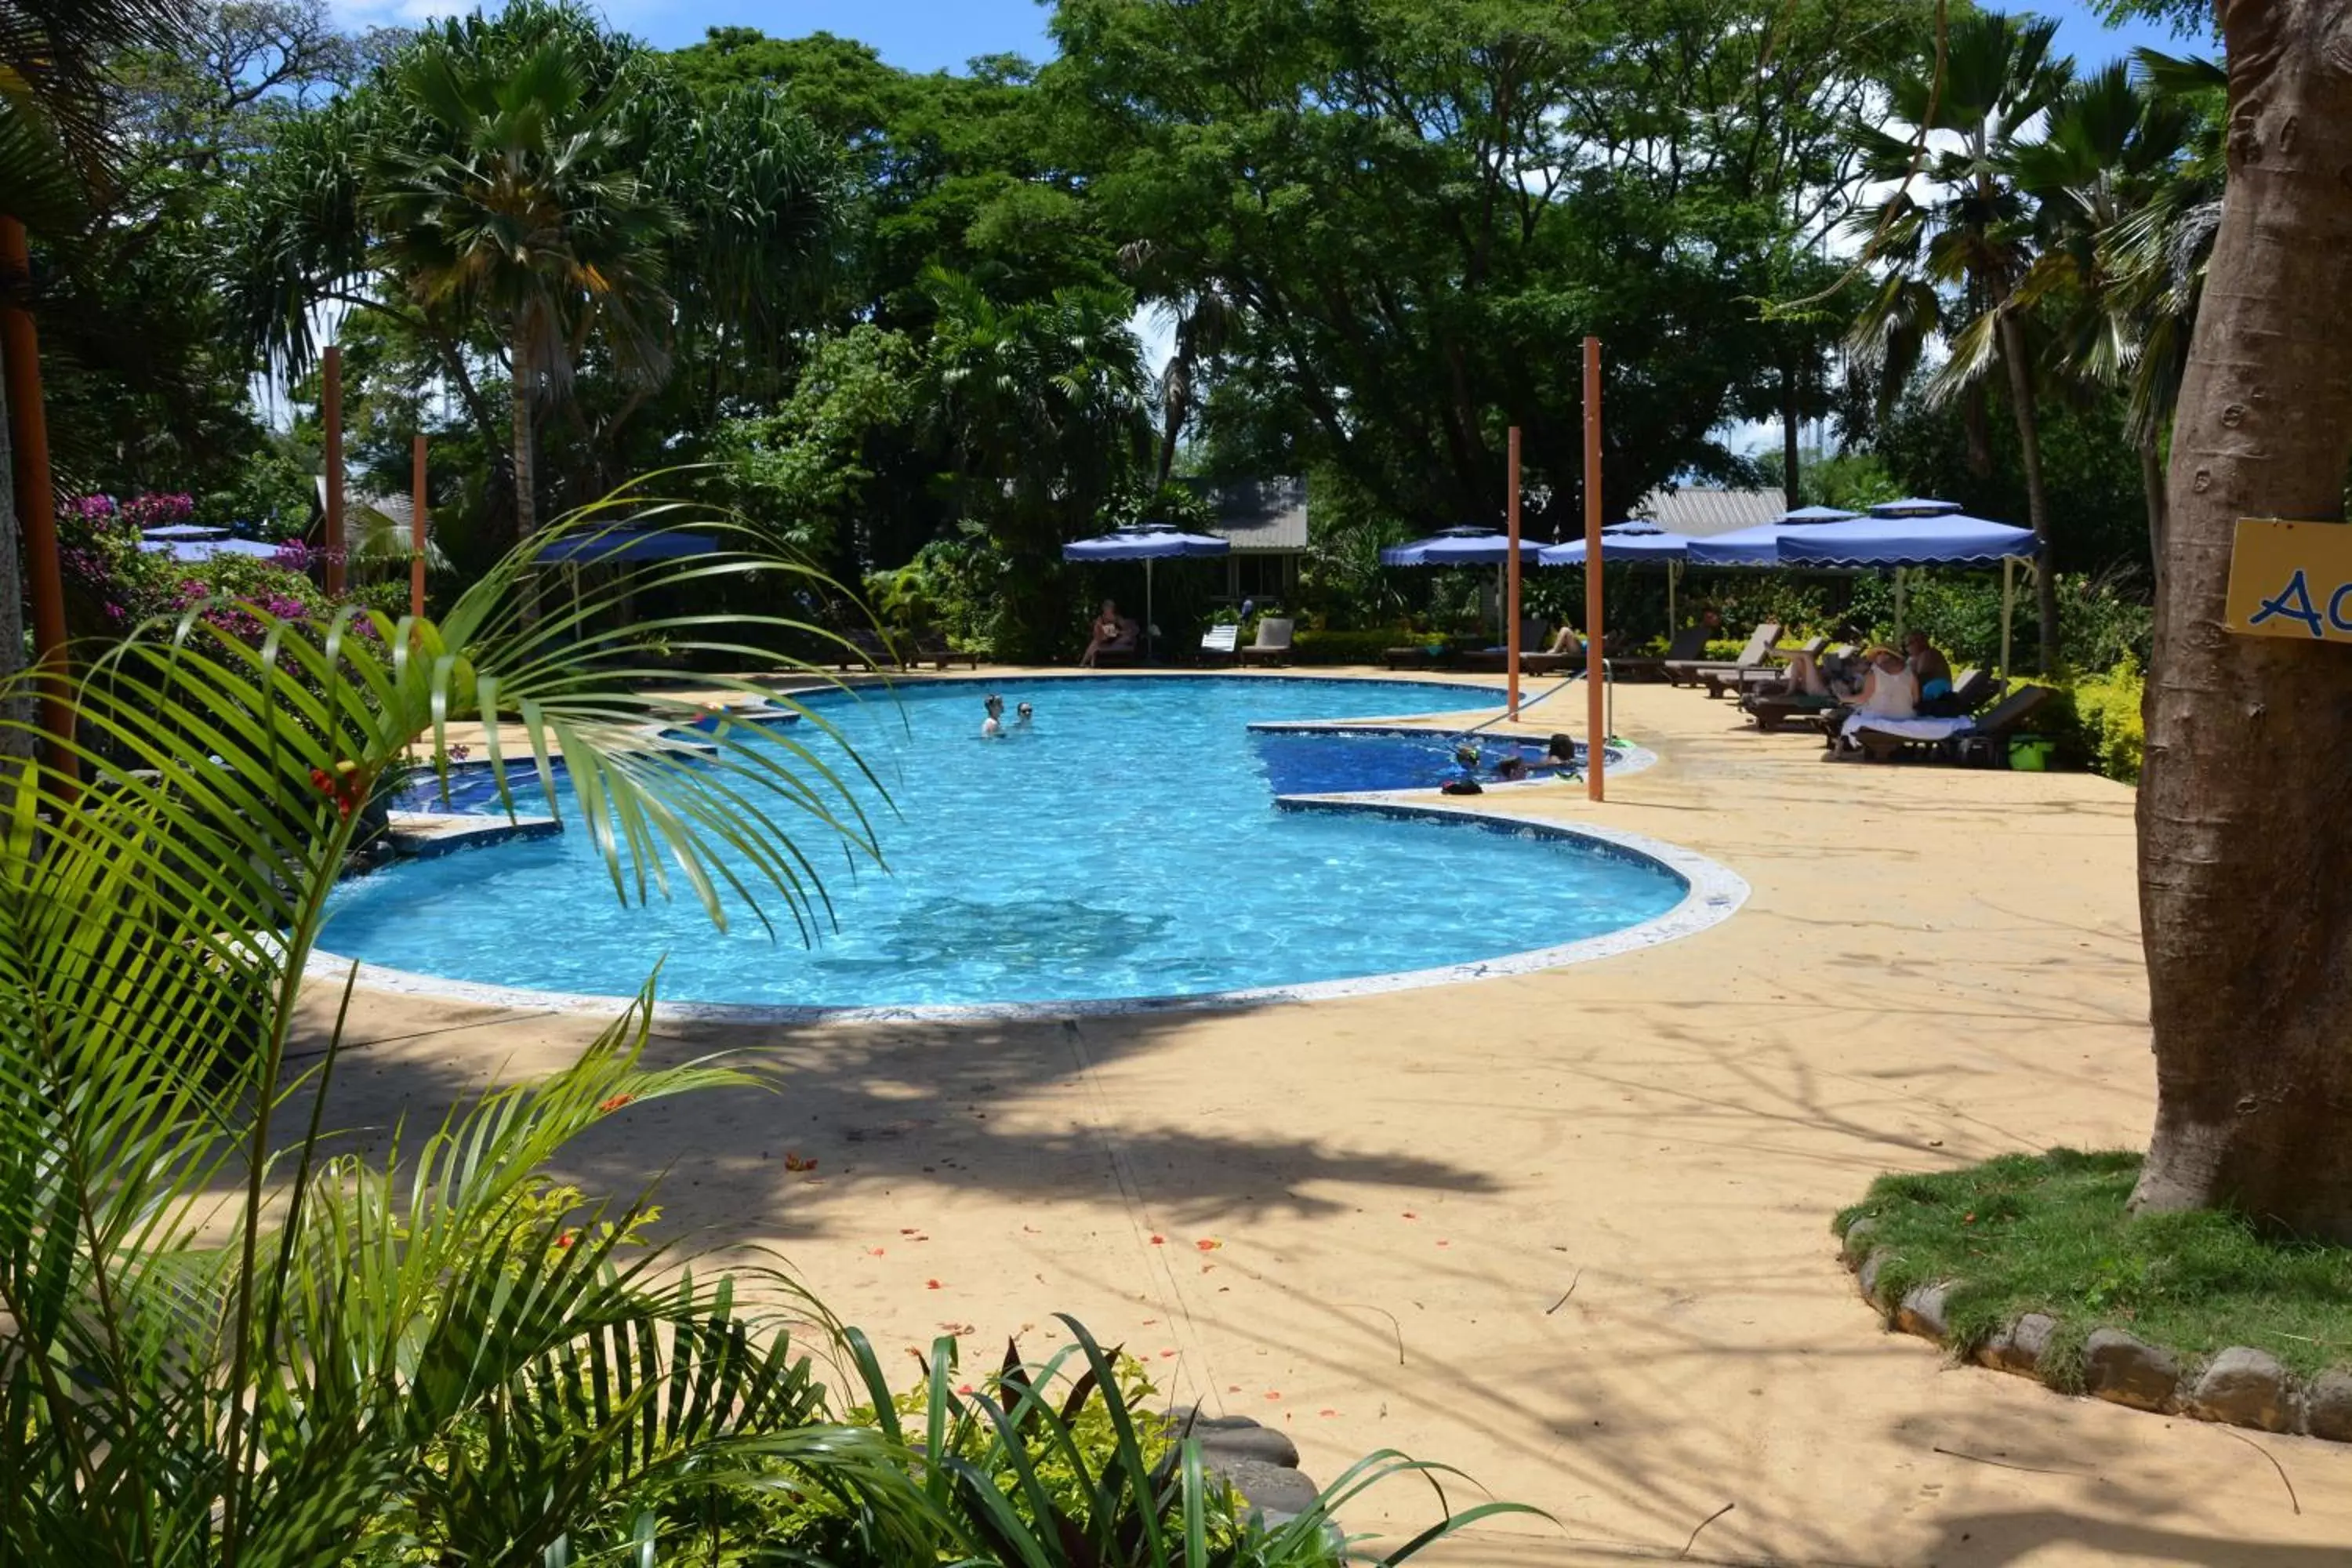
[1380,526,1545,567]
[139,536,285,564]
[1777,505,1860,523]
[1773,514,2038,568]
[1538,521,1696,566]
[533,528,722,565]
[1060,523,1231,561]
[1868,496,1963,517]
[142,523,229,541]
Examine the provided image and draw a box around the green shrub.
[2067,656,2147,783]
[1288,628,1421,664]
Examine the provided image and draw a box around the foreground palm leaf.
[0,500,924,1565]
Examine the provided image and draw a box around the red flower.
[555,1231,575,1249]
[597,1094,634,1114]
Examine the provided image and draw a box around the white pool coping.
[310,798,1748,1026]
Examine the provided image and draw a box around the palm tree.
[363,16,678,547]
[2013,59,2205,589]
[1846,10,2072,670]
[0,502,935,1563]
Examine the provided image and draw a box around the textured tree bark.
[2139,437,2168,598]
[2132,0,2352,1240]
[510,334,539,546]
[1996,311,2059,672]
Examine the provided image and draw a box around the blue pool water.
[328,677,1687,1009]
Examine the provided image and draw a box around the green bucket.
[2009,736,2054,772]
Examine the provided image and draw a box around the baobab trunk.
[1996,313,2060,672]
[2139,437,2168,598]
[2132,0,2352,1240]
[510,336,539,546]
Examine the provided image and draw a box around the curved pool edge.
[308,803,1749,1026]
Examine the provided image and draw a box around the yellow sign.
[2224,520,2352,643]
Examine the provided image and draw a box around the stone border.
[313,801,1747,1025]
[1836,1219,2352,1441]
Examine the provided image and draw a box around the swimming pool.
[326,676,1732,1014]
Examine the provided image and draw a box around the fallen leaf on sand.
[1319,1409,1338,1417]
[1149,1234,1166,1245]
[1265,1391,1281,1401]
[926,1279,943,1290]
[1402,1211,1417,1220]
[783,1153,817,1172]
[1196,1239,1221,1252]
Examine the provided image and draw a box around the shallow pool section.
[328,677,1705,1011]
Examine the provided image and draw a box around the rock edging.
[1173,1409,1321,1526]
[1837,1220,2352,1443]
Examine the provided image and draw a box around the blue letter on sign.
[2252,569,2326,637]
[2332,582,2352,633]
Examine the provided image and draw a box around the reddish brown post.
[0,216,74,779]
[1583,337,1606,803]
[323,346,346,598]
[409,434,427,622]
[1505,424,1523,721]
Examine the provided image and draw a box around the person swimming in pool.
[1494,733,1580,781]
[981,694,1005,738]
[1014,701,1034,729]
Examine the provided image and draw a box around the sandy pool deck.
[311,670,2352,1566]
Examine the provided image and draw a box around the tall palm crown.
[1846,10,2072,405]
[0,0,180,227]
[1844,9,2072,669]
[364,13,678,542]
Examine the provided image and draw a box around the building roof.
[1197,477,1308,554]
[313,476,416,532]
[1635,487,1786,538]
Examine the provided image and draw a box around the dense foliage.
[14,0,2223,665]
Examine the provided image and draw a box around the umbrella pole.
[1145,557,1154,666]
[1893,567,1907,641]
[1583,335,1606,803]
[1668,560,1678,630]
[1507,425,1523,720]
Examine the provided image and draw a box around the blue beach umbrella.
[1379,525,1546,567]
[1541,521,1699,630]
[139,535,285,564]
[533,527,722,564]
[1777,507,2040,685]
[1778,505,1862,524]
[1062,523,1230,662]
[1868,496,1964,518]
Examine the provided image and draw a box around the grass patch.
[1834,1149,2352,1387]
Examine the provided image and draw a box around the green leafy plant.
[0,495,914,1564]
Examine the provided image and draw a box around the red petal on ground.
[927,1279,942,1290]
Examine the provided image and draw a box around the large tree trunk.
[2131,0,2352,1240]
[2138,435,2168,598]
[510,336,539,545]
[1995,312,2060,671]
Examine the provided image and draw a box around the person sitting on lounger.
[1080,601,1132,667]
[1905,630,1954,702]
[1494,733,1580,780]
[1542,626,1584,657]
[981,694,1006,738]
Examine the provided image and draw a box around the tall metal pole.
[1,216,73,780]
[409,434,428,622]
[1505,424,1523,720]
[323,345,347,598]
[1583,337,1606,803]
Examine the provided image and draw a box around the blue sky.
[337,0,2207,77]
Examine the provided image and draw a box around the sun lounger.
[1608,626,1706,683]
[833,626,899,670]
[906,633,979,670]
[1701,636,1824,699]
[1200,623,1240,665]
[1237,617,1295,666]
[1847,684,2053,764]
[1667,622,1779,688]
[1088,618,1142,666]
